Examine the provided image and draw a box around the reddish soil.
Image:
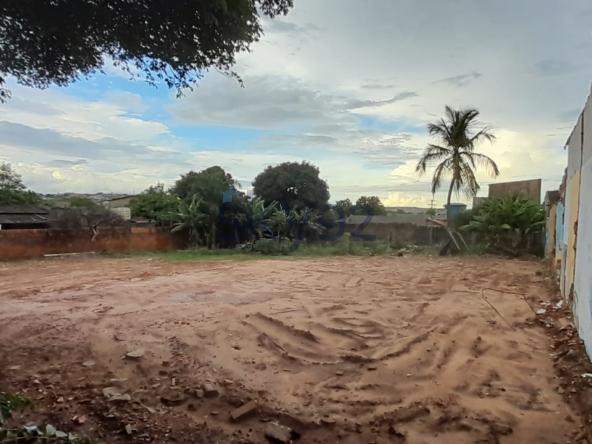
[0,255,585,443]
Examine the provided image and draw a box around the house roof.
[0,206,49,214]
[0,206,49,225]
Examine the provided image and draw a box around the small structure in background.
[489,178,542,204]
[470,179,542,209]
[385,206,447,218]
[103,195,135,220]
[342,214,447,246]
[0,206,49,230]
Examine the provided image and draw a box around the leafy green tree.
[253,161,330,211]
[173,167,235,203]
[130,184,180,225]
[0,0,293,101]
[172,195,207,246]
[320,208,338,229]
[0,162,42,205]
[334,199,353,218]
[172,166,236,248]
[68,196,99,208]
[353,196,386,215]
[416,106,499,207]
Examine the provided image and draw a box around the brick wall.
[0,228,185,260]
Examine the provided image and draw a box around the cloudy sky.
[1,0,591,206]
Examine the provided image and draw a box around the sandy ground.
[0,255,581,443]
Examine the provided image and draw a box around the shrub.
[460,195,545,256]
[252,238,293,255]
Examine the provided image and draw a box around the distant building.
[345,214,433,226]
[385,206,447,218]
[488,179,542,203]
[340,214,446,245]
[0,206,49,230]
[103,195,135,220]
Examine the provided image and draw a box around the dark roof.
[0,206,49,226]
[0,206,49,214]
[0,214,48,225]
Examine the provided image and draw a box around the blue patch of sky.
[170,125,264,152]
[355,115,425,134]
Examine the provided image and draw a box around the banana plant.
[461,195,545,254]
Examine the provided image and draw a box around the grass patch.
[112,236,439,262]
[111,249,258,262]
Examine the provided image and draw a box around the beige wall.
[489,179,542,203]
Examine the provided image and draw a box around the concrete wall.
[573,94,592,355]
[551,89,592,357]
[545,204,557,258]
[344,221,448,246]
[489,179,542,203]
[0,227,185,260]
[564,114,583,299]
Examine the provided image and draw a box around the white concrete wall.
[574,93,592,356]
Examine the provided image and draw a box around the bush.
[252,238,293,255]
[460,195,545,256]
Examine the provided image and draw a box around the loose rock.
[230,400,258,422]
[202,383,219,398]
[125,349,145,359]
[265,422,293,443]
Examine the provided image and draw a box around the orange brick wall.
[0,228,185,260]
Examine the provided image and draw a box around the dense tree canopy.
[129,184,180,225]
[68,196,99,208]
[0,162,41,205]
[252,161,330,211]
[353,196,386,216]
[172,166,236,248]
[334,198,353,218]
[0,0,293,101]
[172,166,235,204]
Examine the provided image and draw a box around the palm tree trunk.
[446,179,455,227]
[446,179,454,207]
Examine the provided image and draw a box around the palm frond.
[415,144,451,173]
[468,152,500,177]
[469,128,496,145]
[431,158,450,194]
[459,161,480,197]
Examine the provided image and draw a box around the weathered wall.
[545,204,557,258]
[345,222,447,246]
[564,114,583,299]
[573,93,592,356]
[0,228,185,260]
[489,179,542,203]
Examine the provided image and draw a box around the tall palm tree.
[416,106,499,207]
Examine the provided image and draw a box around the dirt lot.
[0,255,583,443]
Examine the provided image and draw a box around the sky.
[1,0,591,207]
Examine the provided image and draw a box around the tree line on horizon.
[130,161,388,248]
[0,160,389,248]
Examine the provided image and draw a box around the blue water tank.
[446,203,467,220]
